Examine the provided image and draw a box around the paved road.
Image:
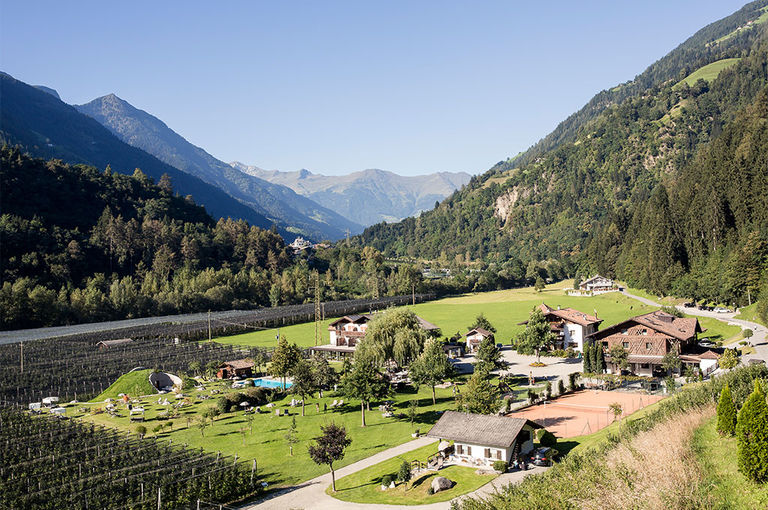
[242,434,546,510]
[620,290,768,364]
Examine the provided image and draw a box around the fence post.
[157,487,161,510]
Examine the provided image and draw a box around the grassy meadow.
[70,374,527,489]
[675,58,741,88]
[215,281,656,348]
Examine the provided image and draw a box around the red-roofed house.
[465,328,495,353]
[587,310,711,377]
[523,304,603,352]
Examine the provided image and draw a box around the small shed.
[96,338,133,349]
[427,411,541,467]
[217,359,254,379]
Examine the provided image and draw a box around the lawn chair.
[330,400,338,407]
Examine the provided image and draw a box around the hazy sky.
[1,1,748,176]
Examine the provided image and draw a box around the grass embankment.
[91,369,156,401]
[216,282,654,348]
[329,441,497,505]
[693,417,768,509]
[735,302,767,328]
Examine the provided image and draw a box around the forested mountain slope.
[76,94,361,240]
[0,72,276,233]
[357,2,768,312]
[231,162,471,226]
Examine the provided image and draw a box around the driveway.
[241,436,547,510]
[620,290,768,365]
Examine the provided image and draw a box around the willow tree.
[356,308,426,366]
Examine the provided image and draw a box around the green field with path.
[215,281,656,348]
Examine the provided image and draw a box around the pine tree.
[595,345,605,374]
[717,383,737,436]
[736,380,768,483]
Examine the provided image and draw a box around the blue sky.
[0,1,749,176]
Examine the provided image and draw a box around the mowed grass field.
[215,281,656,348]
[72,378,474,488]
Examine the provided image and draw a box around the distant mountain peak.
[298,168,312,179]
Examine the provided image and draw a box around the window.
[621,329,628,335]
[496,450,502,460]
[646,342,652,350]
[466,446,472,456]
[622,342,629,349]
[641,329,648,335]
[484,448,491,458]
[602,341,608,349]
[641,363,650,369]
[456,444,463,455]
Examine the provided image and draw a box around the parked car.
[714,307,732,313]
[530,447,557,467]
[683,302,696,308]
[698,340,715,348]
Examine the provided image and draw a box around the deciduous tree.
[308,423,352,492]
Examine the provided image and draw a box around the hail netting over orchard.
[0,336,259,405]
[0,407,257,509]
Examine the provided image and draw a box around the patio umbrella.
[239,402,250,407]
[438,441,451,451]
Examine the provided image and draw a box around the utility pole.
[208,310,212,342]
[313,270,322,346]
[20,342,23,374]
[412,283,415,306]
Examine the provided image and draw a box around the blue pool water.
[252,378,292,389]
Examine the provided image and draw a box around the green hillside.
[92,369,156,401]
[357,3,768,318]
[675,58,741,87]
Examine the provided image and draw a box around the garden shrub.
[538,429,557,447]
[381,474,393,486]
[493,460,508,472]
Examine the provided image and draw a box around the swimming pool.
[252,378,292,389]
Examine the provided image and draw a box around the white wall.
[329,330,338,345]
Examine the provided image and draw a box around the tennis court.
[509,390,664,438]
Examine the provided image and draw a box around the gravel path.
[241,434,546,510]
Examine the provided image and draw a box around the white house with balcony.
[426,411,542,467]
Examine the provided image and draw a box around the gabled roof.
[536,304,602,327]
[328,314,373,327]
[581,275,613,285]
[329,314,438,330]
[465,328,493,338]
[427,411,542,448]
[589,310,702,342]
[219,359,254,370]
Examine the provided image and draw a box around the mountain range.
[230,163,471,226]
[74,94,362,240]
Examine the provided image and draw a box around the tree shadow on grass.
[553,440,580,456]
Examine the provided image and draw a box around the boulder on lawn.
[431,476,454,493]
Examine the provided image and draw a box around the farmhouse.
[216,359,254,379]
[465,328,494,353]
[521,304,602,352]
[96,338,133,349]
[587,310,717,377]
[314,313,440,357]
[579,275,616,293]
[427,411,541,467]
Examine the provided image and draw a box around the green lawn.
[692,416,768,509]
[329,441,497,505]
[674,58,741,88]
[70,378,477,488]
[215,282,655,348]
[696,316,741,344]
[91,368,157,401]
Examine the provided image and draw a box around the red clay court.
[508,390,664,438]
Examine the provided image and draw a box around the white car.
[713,307,732,313]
